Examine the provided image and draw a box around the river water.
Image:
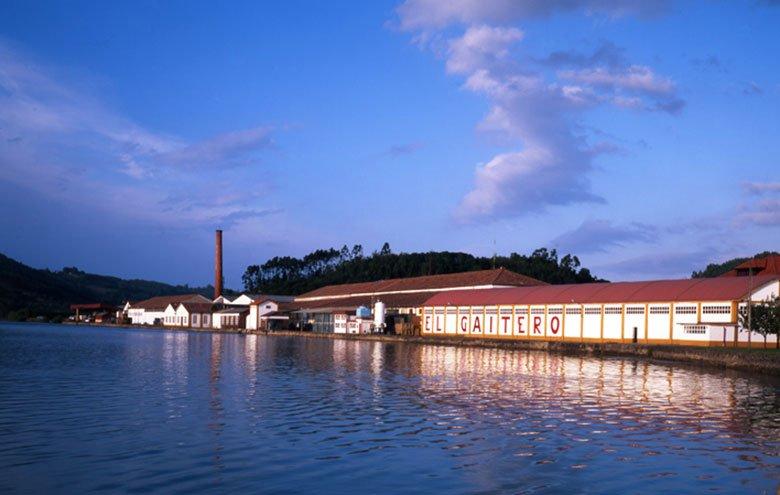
[0,323,777,494]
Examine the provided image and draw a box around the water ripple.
[0,323,778,494]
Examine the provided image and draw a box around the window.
[604,306,622,315]
[649,306,670,315]
[626,306,645,315]
[684,325,707,335]
[675,305,697,315]
[702,305,730,315]
[530,308,545,315]
[565,307,581,315]
[548,308,563,315]
[584,307,602,315]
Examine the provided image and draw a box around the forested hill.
[0,253,213,321]
[692,251,779,278]
[242,244,604,295]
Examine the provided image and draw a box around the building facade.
[420,276,779,347]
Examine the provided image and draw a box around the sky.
[0,0,778,289]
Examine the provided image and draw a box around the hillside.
[243,244,604,295]
[0,253,214,321]
[692,251,780,278]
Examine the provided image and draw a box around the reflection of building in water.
[421,276,779,347]
[207,334,226,475]
[412,344,778,438]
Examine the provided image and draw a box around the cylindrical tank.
[373,301,386,328]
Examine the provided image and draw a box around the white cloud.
[738,199,780,226]
[396,0,670,31]
[0,42,280,232]
[743,181,780,194]
[560,65,675,96]
[551,219,657,253]
[395,1,683,222]
[446,25,523,74]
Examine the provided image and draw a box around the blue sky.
[0,0,778,288]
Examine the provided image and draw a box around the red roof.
[70,303,117,311]
[296,268,545,300]
[131,294,211,311]
[721,254,780,277]
[294,292,434,312]
[177,302,214,313]
[422,275,779,307]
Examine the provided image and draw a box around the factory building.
[287,268,545,333]
[420,275,779,347]
[127,294,211,326]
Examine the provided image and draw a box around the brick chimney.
[214,229,223,299]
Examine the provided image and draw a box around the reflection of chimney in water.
[215,229,223,299]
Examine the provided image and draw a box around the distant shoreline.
[43,322,779,376]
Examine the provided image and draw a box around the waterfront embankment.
[63,322,780,376]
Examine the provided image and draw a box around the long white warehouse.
[421,275,779,347]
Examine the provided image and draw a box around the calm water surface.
[0,323,778,494]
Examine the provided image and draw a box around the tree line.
[242,243,603,295]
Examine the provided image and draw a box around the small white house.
[163,304,178,326]
[178,302,213,328]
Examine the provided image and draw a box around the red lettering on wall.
[435,316,442,333]
[460,316,468,332]
[550,316,560,334]
[517,316,525,333]
[533,316,542,334]
[487,316,494,333]
[473,316,481,333]
[501,316,511,334]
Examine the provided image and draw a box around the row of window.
[703,305,731,314]
[428,305,733,317]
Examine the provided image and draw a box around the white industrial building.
[421,275,779,347]
[127,294,211,326]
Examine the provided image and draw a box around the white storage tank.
[373,301,386,329]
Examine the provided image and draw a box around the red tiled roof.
[294,292,433,312]
[70,303,118,311]
[721,254,780,277]
[131,294,210,311]
[250,295,296,305]
[421,275,779,307]
[296,268,545,300]
[177,302,214,313]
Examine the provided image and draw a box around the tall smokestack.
[214,229,223,299]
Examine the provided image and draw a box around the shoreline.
[53,321,780,376]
